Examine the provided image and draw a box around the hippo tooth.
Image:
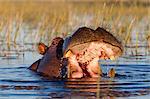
[110,56,115,60]
[65,50,73,58]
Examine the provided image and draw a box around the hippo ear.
[37,42,48,55]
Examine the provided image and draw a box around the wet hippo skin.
[29,27,123,78]
[29,37,64,78]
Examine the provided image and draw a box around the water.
[0,50,150,99]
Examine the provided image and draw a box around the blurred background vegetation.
[0,0,149,56]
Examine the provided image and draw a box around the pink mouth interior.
[68,42,115,78]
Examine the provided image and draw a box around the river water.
[0,47,150,99]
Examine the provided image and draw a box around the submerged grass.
[0,0,149,54]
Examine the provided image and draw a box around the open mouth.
[76,50,115,77]
[64,51,116,78]
[64,42,120,78]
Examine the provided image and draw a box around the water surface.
[0,50,150,99]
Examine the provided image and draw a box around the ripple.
[0,52,150,98]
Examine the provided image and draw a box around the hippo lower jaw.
[64,42,121,78]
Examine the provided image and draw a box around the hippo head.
[63,27,123,78]
[29,27,123,79]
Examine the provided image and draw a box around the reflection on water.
[0,50,150,99]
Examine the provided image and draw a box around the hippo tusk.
[65,50,73,58]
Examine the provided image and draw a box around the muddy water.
[0,50,150,99]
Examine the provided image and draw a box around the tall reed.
[0,0,148,54]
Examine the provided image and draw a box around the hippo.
[29,27,123,78]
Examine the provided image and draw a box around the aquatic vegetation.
[0,1,148,54]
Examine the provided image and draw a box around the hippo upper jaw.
[64,41,122,61]
[63,27,123,61]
